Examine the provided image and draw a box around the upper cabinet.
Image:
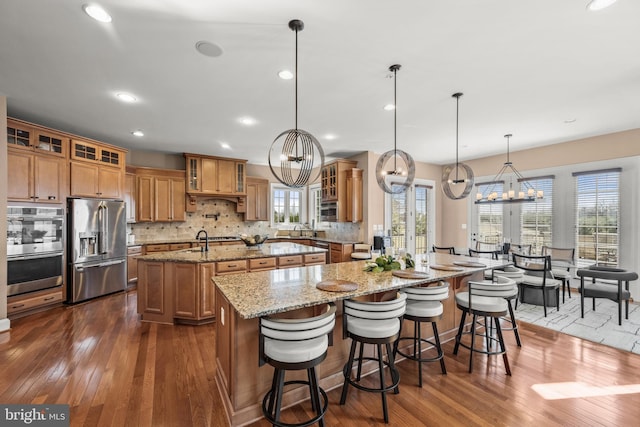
[6,118,68,204]
[184,153,247,197]
[135,167,186,223]
[321,159,363,222]
[245,176,269,221]
[69,138,127,199]
[124,168,137,223]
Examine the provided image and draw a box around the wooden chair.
[432,245,456,255]
[576,266,638,325]
[542,246,575,303]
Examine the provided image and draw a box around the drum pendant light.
[268,19,324,188]
[442,92,474,199]
[375,64,415,194]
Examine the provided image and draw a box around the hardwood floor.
[1,291,639,426]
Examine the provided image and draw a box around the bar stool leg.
[453,310,467,355]
[309,367,324,427]
[416,320,423,387]
[469,314,478,373]
[386,343,399,395]
[494,317,511,376]
[340,340,357,405]
[377,343,389,423]
[356,342,364,381]
[507,300,521,347]
[273,368,286,423]
[432,322,446,375]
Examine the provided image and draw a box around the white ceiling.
[1,0,639,166]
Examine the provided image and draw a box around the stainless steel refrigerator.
[67,198,127,303]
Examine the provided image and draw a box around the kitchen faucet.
[196,229,209,252]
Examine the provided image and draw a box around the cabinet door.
[246,182,258,221]
[137,176,155,222]
[173,263,198,319]
[70,161,99,197]
[7,121,33,151]
[34,155,63,203]
[7,150,33,201]
[201,158,218,193]
[199,263,216,319]
[137,261,166,315]
[217,159,236,194]
[155,177,172,221]
[34,130,67,157]
[125,173,136,223]
[171,178,186,221]
[127,254,139,284]
[98,167,122,198]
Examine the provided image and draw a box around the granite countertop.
[136,242,327,263]
[213,253,510,319]
[132,236,360,246]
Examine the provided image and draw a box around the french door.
[384,179,434,256]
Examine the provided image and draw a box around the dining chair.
[541,246,575,303]
[468,248,499,260]
[475,241,500,252]
[576,266,638,325]
[512,253,560,317]
[509,244,532,256]
[432,245,456,255]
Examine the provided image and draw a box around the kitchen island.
[136,242,327,324]
[213,253,508,426]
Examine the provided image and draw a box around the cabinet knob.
[48,196,56,200]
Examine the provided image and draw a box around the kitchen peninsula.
[136,242,327,324]
[213,253,508,426]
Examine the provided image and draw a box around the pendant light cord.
[294,26,299,159]
[455,94,459,180]
[393,66,398,173]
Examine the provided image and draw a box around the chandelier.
[375,64,415,194]
[442,92,474,200]
[475,134,544,204]
[268,19,324,188]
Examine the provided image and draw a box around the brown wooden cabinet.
[320,159,362,222]
[7,288,63,318]
[245,176,269,221]
[135,167,186,222]
[185,153,247,196]
[127,245,142,288]
[137,261,170,323]
[248,257,277,272]
[69,139,126,199]
[8,150,65,203]
[330,242,354,263]
[124,170,136,223]
[7,118,68,157]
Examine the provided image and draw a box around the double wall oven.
[7,206,65,296]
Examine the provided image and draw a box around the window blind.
[520,177,553,253]
[574,170,620,265]
[476,182,503,244]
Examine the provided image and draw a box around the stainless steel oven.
[7,205,65,296]
[320,202,337,222]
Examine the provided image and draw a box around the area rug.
[514,294,640,354]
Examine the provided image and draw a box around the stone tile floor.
[515,293,640,354]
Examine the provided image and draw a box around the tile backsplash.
[128,199,360,242]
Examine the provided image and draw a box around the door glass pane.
[390,184,407,251]
[415,185,428,254]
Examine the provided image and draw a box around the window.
[574,169,620,266]
[475,182,504,245]
[308,184,321,227]
[385,179,434,255]
[271,185,305,226]
[520,176,553,254]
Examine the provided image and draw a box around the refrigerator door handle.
[75,259,125,272]
[98,202,108,254]
[99,259,125,268]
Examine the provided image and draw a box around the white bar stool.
[453,279,515,375]
[394,281,449,387]
[260,303,336,427]
[339,292,407,424]
[491,267,524,346]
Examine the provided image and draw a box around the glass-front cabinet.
[184,154,247,196]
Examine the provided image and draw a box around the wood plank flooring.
[1,291,639,426]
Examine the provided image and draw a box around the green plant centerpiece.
[363,253,415,272]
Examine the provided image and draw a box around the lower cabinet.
[330,243,354,263]
[173,262,217,324]
[127,245,142,289]
[7,288,63,318]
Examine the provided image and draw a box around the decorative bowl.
[239,234,269,247]
[30,230,48,239]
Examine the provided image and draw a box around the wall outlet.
[461,223,467,229]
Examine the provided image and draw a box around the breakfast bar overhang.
[213,254,508,426]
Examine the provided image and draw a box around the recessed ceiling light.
[564,118,577,124]
[587,0,617,11]
[220,142,231,149]
[82,4,112,23]
[323,134,337,140]
[131,130,144,137]
[238,117,256,126]
[278,70,294,80]
[116,92,137,103]
[383,104,395,111]
[195,41,224,58]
